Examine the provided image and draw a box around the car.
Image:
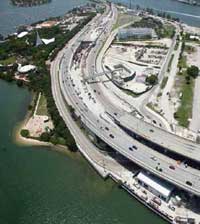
[169,165,175,170]
[168,205,175,211]
[132,145,137,150]
[129,147,133,151]
[109,134,114,139]
[150,129,154,133]
[186,181,192,186]
[105,127,109,131]
[151,156,157,161]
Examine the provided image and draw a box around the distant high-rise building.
[129,0,132,9]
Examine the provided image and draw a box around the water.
[114,0,200,27]
[0,0,200,36]
[0,0,198,223]
[0,0,88,36]
[0,80,166,223]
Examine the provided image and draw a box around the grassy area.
[175,45,195,127]
[175,79,194,127]
[147,102,161,114]
[0,56,16,66]
[122,88,138,97]
[174,41,179,51]
[161,24,175,38]
[178,55,187,68]
[155,23,175,39]
[113,13,139,30]
[131,17,175,39]
[167,54,174,72]
[160,76,168,89]
[36,94,49,116]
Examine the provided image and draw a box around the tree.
[185,75,191,85]
[16,79,23,87]
[20,129,30,138]
[146,75,158,85]
[187,66,199,79]
[40,132,51,142]
[28,104,33,111]
[50,135,59,145]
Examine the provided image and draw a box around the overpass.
[55,3,200,197]
[113,112,200,163]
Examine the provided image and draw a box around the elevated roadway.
[114,113,200,163]
[53,3,200,196]
[86,8,200,163]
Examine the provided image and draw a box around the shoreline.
[13,99,51,147]
[13,116,78,157]
[13,98,74,157]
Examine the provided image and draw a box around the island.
[10,0,51,7]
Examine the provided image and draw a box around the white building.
[136,171,174,202]
[18,64,36,73]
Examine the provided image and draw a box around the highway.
[114,113,200,162]
[51,3,200,197]
[92,23,200,162]
[86,10,200,163]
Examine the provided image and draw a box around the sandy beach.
[13,105,76,159]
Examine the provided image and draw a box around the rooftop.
[137,171,174,198]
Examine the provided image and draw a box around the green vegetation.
[20,129,30,138]
[157,92,162,97]
[174,41,179,51]
[187,65,199,79]
[157,23,175,39]
[113,13,139,30]
[147,102,161,114]
[131,17,175,39]
[174,43,198,127]
[36,94,48,116]
[185,45,195,54]
[146,74,158,85]
[160,76,168,89]
[11,0,51,7]
[0,71,15,82]
[174,78,194,127]
[0,11,96,151]
[167,54,174,72]
[0,56,16,66]
[178,55,187,69]
[122,89,138,97]
[183,32,200,43]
